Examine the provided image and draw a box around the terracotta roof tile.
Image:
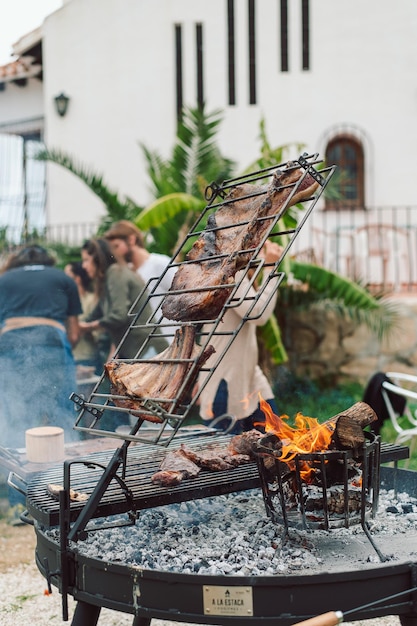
[0,57,41,83]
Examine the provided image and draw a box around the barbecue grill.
[256,431,385,558]
[16,153,417,625]
[26,451,417,626]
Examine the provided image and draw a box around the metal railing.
[290,205,417,293]
[0,221,98,250]
[2,205,417,293]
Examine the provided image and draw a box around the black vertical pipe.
[196,23,204,107]
[248,0,256,104]
[301,0,310,70]
[227,0,236,105]
[280,0,288,71]
[175,24,183,121]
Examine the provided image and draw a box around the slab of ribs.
[105,160,319,423]
[105,325,215,422]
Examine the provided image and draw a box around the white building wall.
[0,79,44,128]
[1,0,417,230]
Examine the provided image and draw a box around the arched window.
[325,136,364,210]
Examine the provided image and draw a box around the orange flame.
[259,396,336,481]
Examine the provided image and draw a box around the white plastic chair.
[381,372,417,448]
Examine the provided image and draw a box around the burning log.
[253,401,380,527]
[303,482,363,515]
[257,400,378,460]
[253,401,379,492]
[327,401,378,451]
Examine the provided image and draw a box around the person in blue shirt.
[0,245,82,448]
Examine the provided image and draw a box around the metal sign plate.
[203,585,253,616]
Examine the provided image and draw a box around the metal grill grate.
[26,436,407,530]
[26,433,260,528]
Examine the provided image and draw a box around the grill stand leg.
[71,601,101,626]
[132,618,152,626]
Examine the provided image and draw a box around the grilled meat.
[228,429,264,456]
[151,448,201,486]
[150,470,185,487]
[179,443,250,470]
[47,483,89,502]
[150,432,261,487]
[161,163,319,322]
[105,325,215,423]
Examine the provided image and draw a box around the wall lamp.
[54,92,70,117]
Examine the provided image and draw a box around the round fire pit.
[32,466,417,626]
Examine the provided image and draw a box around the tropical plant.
[281,262,398,339]
[34,105,398,368]
[138,114,398,362]
[36,105,235,253]
[137,104,235,254]
[35,148,142,232]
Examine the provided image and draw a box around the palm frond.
[136,193,205,231]
[139,144,174,197]
[35,147,139,221]
[240,120,305,174]
[290,262,380,308]
[140,105,235,202]
[289,261,400,339]
[173,105,235,196]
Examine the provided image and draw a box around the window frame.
[325,135,365,210]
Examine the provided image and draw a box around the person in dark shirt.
[0,245,82,448]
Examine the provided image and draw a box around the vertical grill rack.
[71,153,335,446]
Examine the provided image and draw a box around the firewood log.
[327,401,377,450]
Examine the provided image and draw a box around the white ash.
[45,488,417,576]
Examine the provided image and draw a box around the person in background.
[0,245,82,449]
[80,239,168,431]
[64,261,108,376]
[80,238,168,358]
[104,220,176,336]
[197,240,282,435]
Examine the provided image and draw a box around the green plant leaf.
[259,313,288,365]
[288,260,400,339]
[136,193,205,231]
